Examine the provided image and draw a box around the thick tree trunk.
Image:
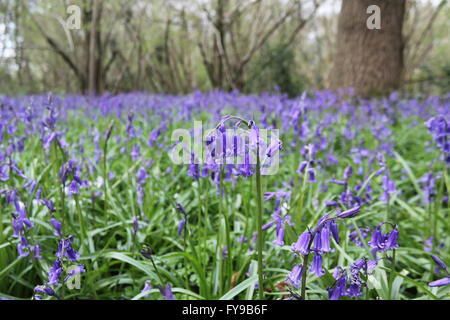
[329,0,406,95]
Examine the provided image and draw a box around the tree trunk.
[329,0,406,96]
[88,0,99,95]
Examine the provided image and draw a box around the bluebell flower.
[141,280,152,298]
[309,253,325,277]
[330,220,340,244]
[273,227,285,246]
[286,265,303,289]
[291,231,311,255]
[328,268,348,300]
[368,223,399,257]
[50,217,62,237]
[56,235,80,262]
[178,219,186,237]
[34,285,55,297]
[159,284,176,300]
[47,259,63,286]
[320,227,331,253]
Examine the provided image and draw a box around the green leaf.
[219,275,258,300]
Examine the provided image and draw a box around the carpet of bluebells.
[0,90,449,300]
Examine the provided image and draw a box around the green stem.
[255,148,264,299]
[296,163,309,233]
[388,249,396,300]
[74,194,87,254]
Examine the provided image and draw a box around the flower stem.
[255,146,264,299]
[388,249,396,300]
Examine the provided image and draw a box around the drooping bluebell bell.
[51,217,62,237]
[286,265,303,289]
[141,280,152,298]
[159,284,176,300]
[291,231,311,255]
[309,253,325,277]
[47,259,63,286]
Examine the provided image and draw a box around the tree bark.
[329,0,406,95]
[88,0,99,95]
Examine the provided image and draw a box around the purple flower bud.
[262,221,274,231]
[159,284,176,300]
[298,161,308,174]
[431,254,447,271]
[429,277,450,287]
[343,165,353,180]
[178,219,186,237]
[133,216,139,236]
[385,228,399,250]
[337,206,360,219]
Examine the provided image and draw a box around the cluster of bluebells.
[324,221,399,300]
[136,166,148,204]
[367,222,399,258]
[59,159,88,196]
[287,206,360,290]
[328,259,378,300]
[326,163,374,210]
[185,117,283,195]
[425,115,450,165]
[33,236,85,300]
[286,202,400,300]
[2,193,41,259]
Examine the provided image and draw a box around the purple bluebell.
[309,253,325,277]
[291,231,311,255]
[159,284,176,300]
[51,217,62,237]
[141,280,152,298]
[47,259,63,286]
[34,285,55,297]
[286,265,303,289]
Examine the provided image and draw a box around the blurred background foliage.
[0,0,448,96]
